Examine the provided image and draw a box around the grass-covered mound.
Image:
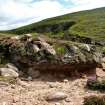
[3,7,105,42]
[84,95,105,105]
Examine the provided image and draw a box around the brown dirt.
[0,68,104,105]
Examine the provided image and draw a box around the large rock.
[33,44,40,53]
[79,44,91,52]
[38,37,56,55]
[0,68,19,78]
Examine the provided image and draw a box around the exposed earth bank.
[0,34,105,105]
[0,68,104,105]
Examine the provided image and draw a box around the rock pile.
[0,34,103,77]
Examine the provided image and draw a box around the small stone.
[48,83,56,88]
[12,96,19,103]
[81,74,87,79]
[11,85,15,89]
[27,76,33,81]
[55,102,60,105]
[25,34,32,37]
[63,79,68,83]
[17,79,30,87]
[45,92,67,101]
[65,98,71,102]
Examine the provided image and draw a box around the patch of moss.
[46,31,64,39]
[0,76,17,84]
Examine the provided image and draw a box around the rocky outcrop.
[0,35,103,76]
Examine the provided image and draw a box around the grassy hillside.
[3,7,105,41]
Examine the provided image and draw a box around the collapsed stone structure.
[0,35,103,78]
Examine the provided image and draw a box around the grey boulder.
[0,68,19,78]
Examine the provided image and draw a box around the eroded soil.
[0,68,104,105]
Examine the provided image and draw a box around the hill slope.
[3,7,105,41]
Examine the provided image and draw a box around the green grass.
[0,33,16,37]
[54,44,66,55]
[2,7,105,41]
